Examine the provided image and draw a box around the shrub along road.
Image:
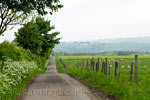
[18,56,100,100]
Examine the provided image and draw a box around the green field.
[56,56,150,100]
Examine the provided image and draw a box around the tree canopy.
[0,0,63,15]
[33,17,61,56]
[0,0,63,36]
[15,22,43,54]
[15,17,61,56]
[0,5,27,35]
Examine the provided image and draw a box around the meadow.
[56,56,150,100]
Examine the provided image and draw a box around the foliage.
[0,41,47,69]
[0,41,31,61]
[0,0,63,15]
[0,0,63,35]
[33,17,61,56]
[0,59,41,100]
[0,4,28,35]
[56,56,150,100]
[0,41,51,100]
[15,17,61,56]
[15,22,44,55]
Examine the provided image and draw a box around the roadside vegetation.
[0,41,50,99]
[0,0,63,99]
[56,56,150,100]
[0,17,60,99]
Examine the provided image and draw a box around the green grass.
[56,56,150,100]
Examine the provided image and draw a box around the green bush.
[0,41,47,69]
[0,41,51,100]
[0,59,41,100]
[0,41,31,61]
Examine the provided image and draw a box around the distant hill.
[54,37,150,54]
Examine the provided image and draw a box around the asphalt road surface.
[19,56,102,100]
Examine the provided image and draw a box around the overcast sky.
[1,0,150,42]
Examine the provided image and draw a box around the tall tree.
[33,17,61,56]
[0,0,63,36]
[15,22,44,55]
[15,17,61,56]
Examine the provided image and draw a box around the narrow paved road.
[19,56,101,100]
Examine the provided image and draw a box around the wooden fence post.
[108,64,111,75]
[86,60,89,68]
[86,59,89,68]
[130,62,134,82]
[101,61,104,72]
[101,61,105,73]
[91,57,95,70]
[96,58,100,72]
[91,58,93,69]
[135,55,138,83]
[115,62,118,77]
[119,59,122,78]
[105,58,108,75]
